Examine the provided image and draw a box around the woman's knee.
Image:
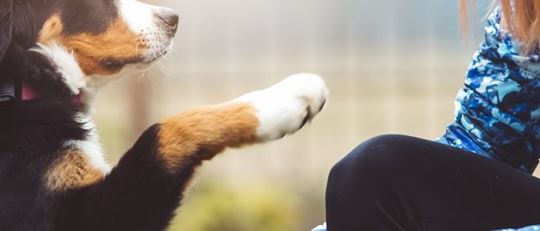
[326,135,414,214]
[329,134,412,180]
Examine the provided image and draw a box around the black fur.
[0,0,13,60]
[60,0,118,35]
[0,1,193,230]
[51,125,193,231]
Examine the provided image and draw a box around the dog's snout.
[156,9,179,34]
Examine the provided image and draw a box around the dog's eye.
[101,59,125,70]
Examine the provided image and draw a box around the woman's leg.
[326,135,540,231]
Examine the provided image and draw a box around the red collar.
[20,83,82,104]
[21,83,37,101]
[1,81,81,104]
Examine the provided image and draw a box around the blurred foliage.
[170,181,301,231]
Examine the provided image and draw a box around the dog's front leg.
[70,74,327,231]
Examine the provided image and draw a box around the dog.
[0,0,328,230]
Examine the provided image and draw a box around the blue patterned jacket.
[438,8,540,174]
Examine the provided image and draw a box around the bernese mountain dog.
[0,0,328,230]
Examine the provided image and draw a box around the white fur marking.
[234,73,328,141]
[64,113,112,174]
[116,0,175,62]
[31,43,86,94]
[116,0,156,34]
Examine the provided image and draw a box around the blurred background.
[94,0,494,230]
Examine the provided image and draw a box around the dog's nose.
[156,8,179,34]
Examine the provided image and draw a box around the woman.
[316,1,540,230]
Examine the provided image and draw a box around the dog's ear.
[0,0,14,61]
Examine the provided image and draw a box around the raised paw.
[234,73,328,141]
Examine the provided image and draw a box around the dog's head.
[0,0,178,100]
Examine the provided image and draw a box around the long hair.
[460,0,540,54]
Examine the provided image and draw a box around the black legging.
[326,135,540,231]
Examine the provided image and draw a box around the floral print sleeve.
[438,7,540,174]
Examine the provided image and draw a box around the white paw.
[234,73,328,141]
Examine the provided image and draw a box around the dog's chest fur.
[0,99,89,230]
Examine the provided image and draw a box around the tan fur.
[38,15,145,76]
[158,103,260,173]
[38,14,64,43]
[45,149,105,192]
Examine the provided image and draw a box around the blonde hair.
[460,0,540,54]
